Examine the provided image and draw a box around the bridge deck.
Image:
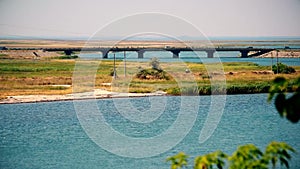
[2,46,297,58]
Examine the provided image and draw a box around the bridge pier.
[137,50,145,58]
[240,50,249,58]
[100,50,109,59]
[206,50,215,58]
[171,50,180,58]
[103,52,108,59]
[64,50,72,55]
[17,47,279,59]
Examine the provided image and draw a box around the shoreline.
[1,85,298,104]
[0,91,279,105]
[0,89,273,105]
[0,89,167,104]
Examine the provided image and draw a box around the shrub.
[57,55,79,59]
[109,69,115,76]
[166,87,181,95]
[149,57,161,70]
[272,63,295,74]
[198,86,211,95]
[136,68,170,80]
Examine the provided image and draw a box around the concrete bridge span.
[4,47,279,58]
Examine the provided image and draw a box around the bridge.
[3,47,279,58]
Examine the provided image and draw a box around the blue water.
[1,94,299,168]
[79,51,300,66]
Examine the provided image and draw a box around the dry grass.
[1,59,300,99]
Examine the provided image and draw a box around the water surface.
[79,51,300,66]
[0,94,299,168]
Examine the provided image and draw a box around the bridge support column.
[101,50,109,59]
[137,50,144,58]
[240,50,249,58]
[103,52,108,59]
[64,50,72,55]
[171,50,180,58]
[206,50,215,58]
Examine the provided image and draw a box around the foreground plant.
[194,150,227,169]
[268,77,300,123]
[264,142,296,169]
[166,152,189,169]
[167,142,295,169]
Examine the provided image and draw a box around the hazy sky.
[0,0,299,38]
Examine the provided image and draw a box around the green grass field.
[0,59,299,99]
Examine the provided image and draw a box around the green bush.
[227,84,270,94]
[136,68,170,80]
[166,87,199,95]
[272,63,295,74]
[166,87,181,95]
[198,86,211,95]
[56,55,79,59]
[166,85,272,96]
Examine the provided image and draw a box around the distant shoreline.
[1,36,299,41]
[1,39,300,59]
[1,39,300,48]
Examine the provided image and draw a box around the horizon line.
[1,35,300,41]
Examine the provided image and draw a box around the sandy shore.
[0,89,167,104]
[256,50,300,58]
[0,50,61,59]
